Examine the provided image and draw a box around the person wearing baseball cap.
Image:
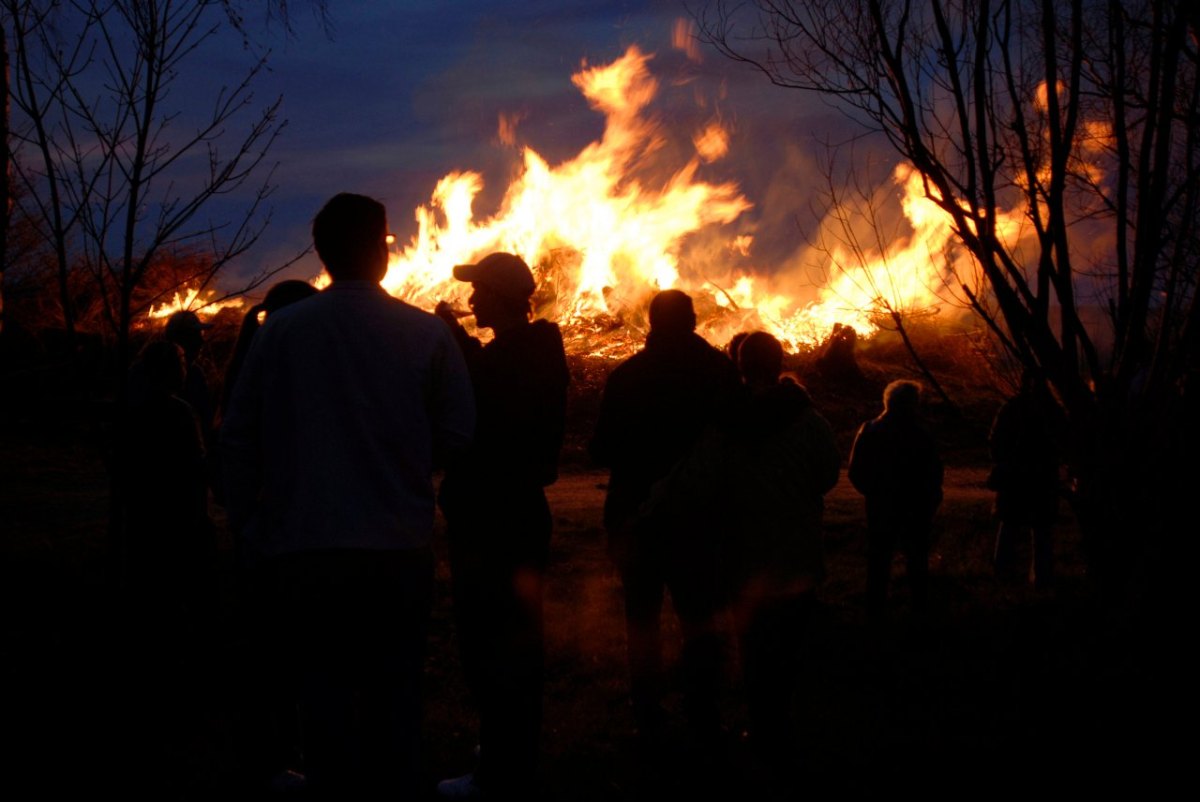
[435,252,569,799]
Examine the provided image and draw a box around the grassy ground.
[2,411,1167,800]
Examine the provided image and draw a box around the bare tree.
[1,20,9,335]
[699,0,1199,598]
[4,0,287,372]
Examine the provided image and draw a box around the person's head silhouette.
[647,290,696,337]
[883,379,922,416]
[312,193,390,283]
[737,331,784,388]
[452,252,536,333]
[164,310,208,361]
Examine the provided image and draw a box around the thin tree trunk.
[1,23,10,335]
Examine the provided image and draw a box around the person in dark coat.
[727,333,840,766]
[219,279,319,425]
[848,379,943,622]
[435,252,569,799]
[119,338,214,789]
[989,370,1063,589]
[123,338,213,618]
[589,289,740,748]
[648,331,841,770]
[164,309,215,449]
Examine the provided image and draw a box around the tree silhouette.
[699,0,1199,600]
[3,0,288,372]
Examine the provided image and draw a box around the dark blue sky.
[195,1,867,289]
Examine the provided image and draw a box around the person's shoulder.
[856,416,883,438]
[356,290,454,336]
[605,347,655,387]
[527,318,566,347]
[690,334,738,376]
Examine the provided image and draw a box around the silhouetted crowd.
[114,192,1064,800]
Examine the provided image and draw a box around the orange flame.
[147,286,243,321]
[333,47,965,355]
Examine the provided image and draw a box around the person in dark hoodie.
[435,252,569,799]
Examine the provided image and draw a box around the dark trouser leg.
[235,559,302,788]
[741,593,814,764]
[994,521,1020,581]
[1031,523,1054,589]
[448,491,550,795]
[903,524,930,615]
[476,564,545,795]
[274,548,433,801]
[866,523,894,623]
[669,549,724,744]
[620,544,668,735]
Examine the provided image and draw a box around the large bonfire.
[162,45,980,355]
[367,46,967,356]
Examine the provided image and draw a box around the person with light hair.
[848,379,943,623]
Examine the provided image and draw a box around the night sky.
[194,0,865,291]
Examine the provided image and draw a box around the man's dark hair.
[648,289,696,336]
[312,193,388,280]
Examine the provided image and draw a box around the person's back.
[590,294,739,531]
[721,332,840,775]
[228,285,470,556]
[990,381,1061,513]
[589,289,738,747]
[731,378,841,585]
[220,193,474,798]
[848,379,942,621]
[445,317,568,493]
[124,339,210,594]
[989,372,1062,587]
[849,404,942,525]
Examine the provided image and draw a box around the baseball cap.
[452,252,536,304]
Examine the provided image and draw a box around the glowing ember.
[336,46,962,356]
[147,287,244,321]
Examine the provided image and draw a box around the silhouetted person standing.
[222,193,475,799]
[643,331,841,775]
[164,309,215,449]
[590,290,739,748]
[434,252,569,799]
[219,279,319,426]
[989,371,1063,589]
[123,338,212,622]
[849,380,943,623]
[216,278,319,791]
[727,333,840,769]
[119,338,213,790]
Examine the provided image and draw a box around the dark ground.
[0,352,1179,799]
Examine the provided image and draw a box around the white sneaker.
[437,772,483,799]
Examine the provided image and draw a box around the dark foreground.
[0,423,1177,799]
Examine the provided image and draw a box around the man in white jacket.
[222,192,475,799]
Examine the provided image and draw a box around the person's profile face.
[468,284,506,330]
